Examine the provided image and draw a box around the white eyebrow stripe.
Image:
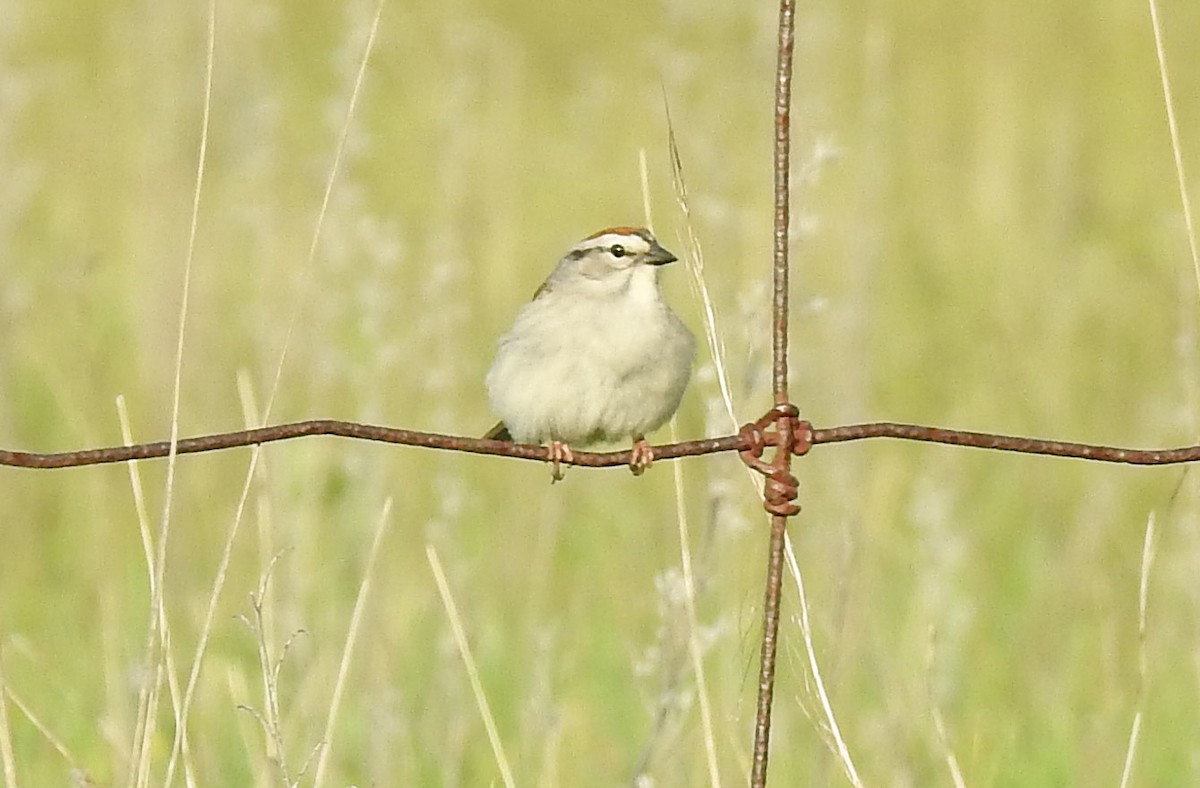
[579,233,649,250]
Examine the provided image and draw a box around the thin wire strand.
[7,416,1200,469]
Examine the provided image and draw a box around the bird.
[484,226,695,480]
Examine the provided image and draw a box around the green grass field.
[2,0,1199,784]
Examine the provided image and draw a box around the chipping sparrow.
[485,226,695,480]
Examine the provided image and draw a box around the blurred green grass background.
[1,0,1199,784]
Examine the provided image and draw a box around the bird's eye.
[609,244,626,258]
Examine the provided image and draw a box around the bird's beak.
[645,240,678,266]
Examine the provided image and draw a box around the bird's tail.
[483,422,512,441]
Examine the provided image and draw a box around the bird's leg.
[547,440,574,483]
[629,435,654,476]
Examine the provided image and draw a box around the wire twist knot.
[738,403,805,516]
[762,469,801,516]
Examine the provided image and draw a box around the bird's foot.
[548,440,574,483]
[629,436,654,476]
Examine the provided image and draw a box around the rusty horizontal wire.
[3,414,1200,470]
[808,421,1200,465]
[0,420,742,470]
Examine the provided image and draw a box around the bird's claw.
[548,440,574,483]
[630,437,654,476]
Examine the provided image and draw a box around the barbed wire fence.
[2,0,1199,784]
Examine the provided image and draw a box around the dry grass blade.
[662,95,740,432]
[313,498,394,787]
[162,417,263,786]
[2,683,79,773]
[784,541,861,786]
[118,397,187,788]
[1119,513,1157,788]
[235,551,310,786]
[640,146,720,785]
[142,0,218,780]
[669,422,722,786]
[0,647,17,788]
[259,0,387,423]
[926,627,966,788]
[160,3,386,784]
[1146,0,1200,293]
[426,545,516,788]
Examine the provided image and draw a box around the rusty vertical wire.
[751,469,793,786]
[771,0,796,404]
[751,0,796,786]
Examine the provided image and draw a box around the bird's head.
[541,227,679,299]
